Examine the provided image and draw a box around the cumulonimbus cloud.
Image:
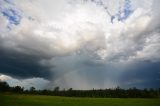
[0,0,160,89]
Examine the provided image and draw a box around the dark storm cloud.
[0,0,160,89]
[120,61,160,88]
[0,48,52,79]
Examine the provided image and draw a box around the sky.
[0,0,160,90]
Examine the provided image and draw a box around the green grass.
[0,94,160,106]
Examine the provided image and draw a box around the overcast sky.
[0,0,160,90]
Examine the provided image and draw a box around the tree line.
[0,81,160,98]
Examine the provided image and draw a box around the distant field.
[0,94,160,106]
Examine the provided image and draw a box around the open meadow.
[0,94,160,106]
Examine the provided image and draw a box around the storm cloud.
[0,48,52,79]
[0,0,160,89]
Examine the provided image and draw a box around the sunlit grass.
[0,94,160,106]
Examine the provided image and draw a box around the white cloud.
[0,0,157,61]
[0,74,50,90]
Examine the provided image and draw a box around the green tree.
[54,86,60,92]
[0,81,10,92]
[30,86,36,92]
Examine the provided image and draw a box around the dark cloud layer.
[0,48,52,79]
[120,61,160,88]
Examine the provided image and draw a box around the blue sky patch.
[2,8,21,25]
[111,0,133,23]
[4,0,14,5]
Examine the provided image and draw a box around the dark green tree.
[0,81,10,92]
[30,86,36,92]
[54,86,60,92]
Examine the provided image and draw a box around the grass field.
[0,94,160,106]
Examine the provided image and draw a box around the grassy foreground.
[0,94,160,106]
